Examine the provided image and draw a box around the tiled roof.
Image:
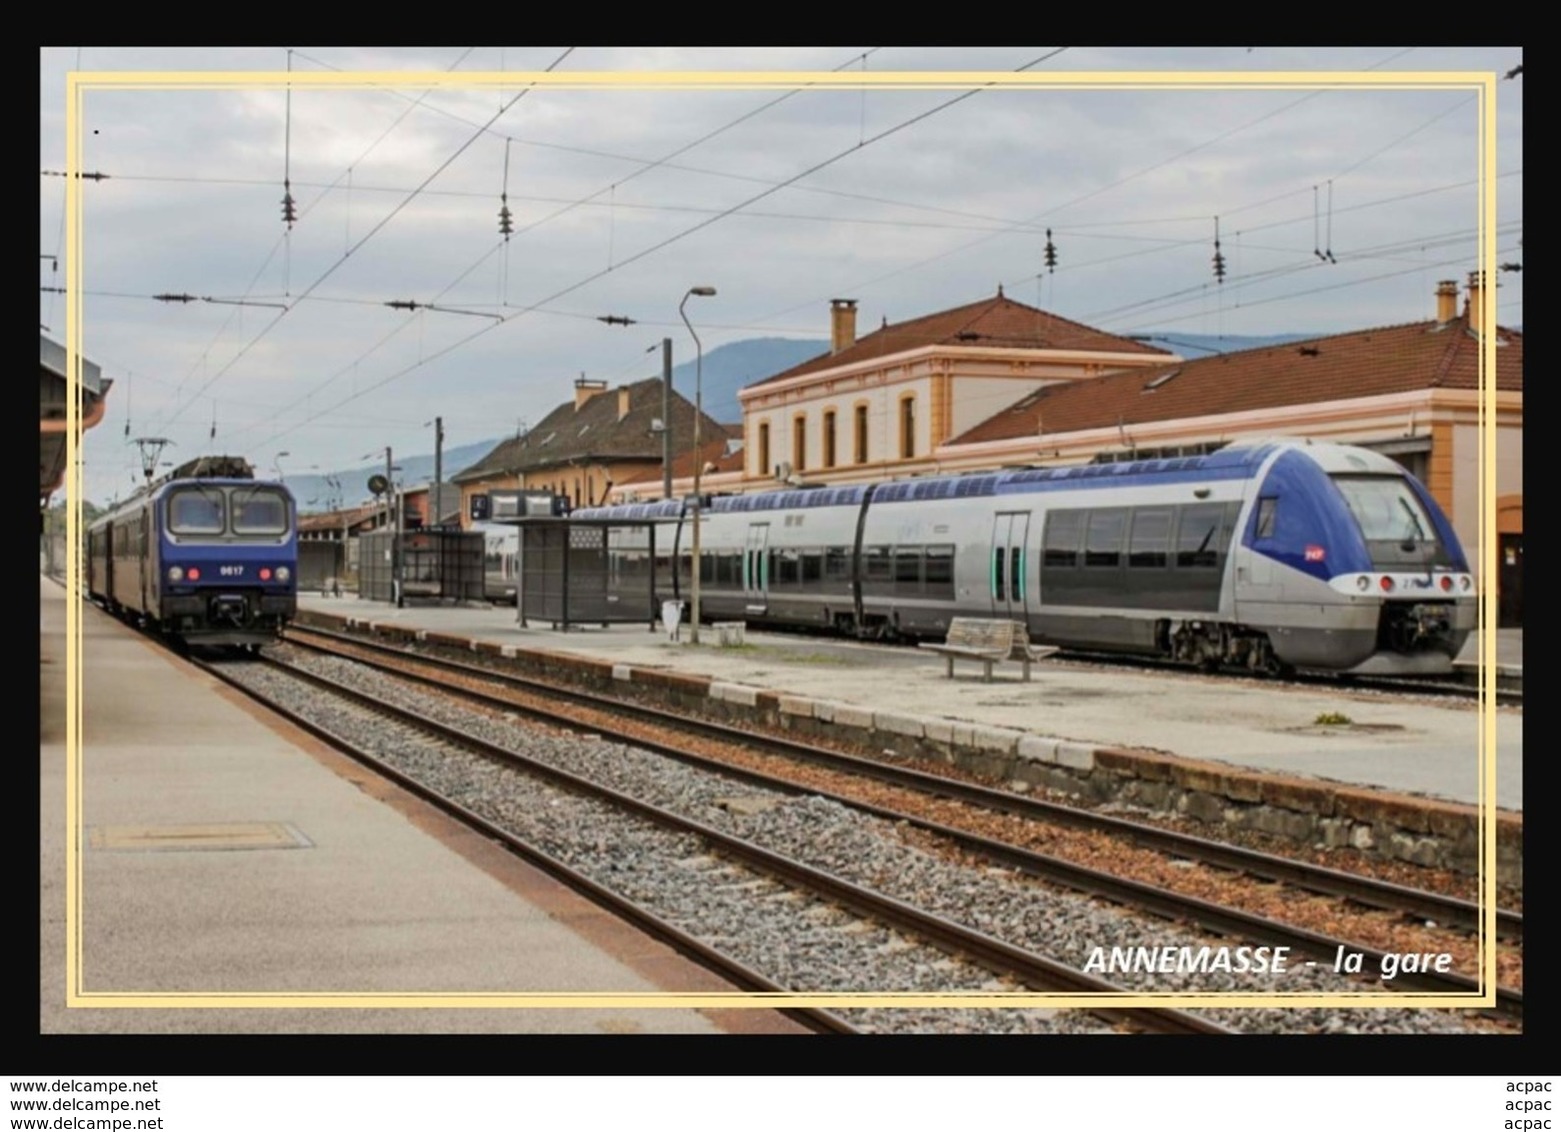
[949,315,1522,447]
[616,441,740,486]
[453,377,728,482]
[299,503,381,532]
[746,291,1170,391]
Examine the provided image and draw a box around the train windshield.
[231,486,291,535]
[1330,474,1454,569]
[167,488,226,534]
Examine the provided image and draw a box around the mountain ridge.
[284,331,1342,513]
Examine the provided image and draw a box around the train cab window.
[232,487,290,535]
[168,489,225,535]
[1084,509,1127,568]
[1331,475,1434,543]
[1128,508,1172,568]
[1254,497,1279,540]
[1042,510,1084,568]
[1176,504,1225,568]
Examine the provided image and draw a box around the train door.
[743,522,770,615]
[989,511,1032,621]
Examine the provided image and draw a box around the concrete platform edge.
[294,609,1520,886]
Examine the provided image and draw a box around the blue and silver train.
[86,461,298,650]
[577,439,1476,676]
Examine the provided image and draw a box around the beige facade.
[738,302,1168,488]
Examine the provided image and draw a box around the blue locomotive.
[577,439,1476,676]
[86,458,298,650]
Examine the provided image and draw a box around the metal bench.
[918,617,1060,682]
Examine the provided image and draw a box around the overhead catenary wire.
[51,46,1517,498]
[145,46,573,437]
[241,48,1075,455]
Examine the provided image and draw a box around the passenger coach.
[578,439,1475,677]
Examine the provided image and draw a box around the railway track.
[199,649,1234,1036]
[284,626,1518,931]
[275,625,1521,1026]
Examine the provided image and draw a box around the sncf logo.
[1304,545,1326,563]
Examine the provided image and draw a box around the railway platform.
[38,575,808,1036]
[280,591,1521,890]
[294,593,1520,812]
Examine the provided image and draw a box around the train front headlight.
[276,566,291,582]
[167,566,183,582]
[1355,575,1370,592]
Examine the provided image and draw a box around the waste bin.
[661,600,685,640]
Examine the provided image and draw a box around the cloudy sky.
[40,46,1522,507]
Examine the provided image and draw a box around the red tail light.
[1439,575,1453,592]
[187,567,201,581]
[260,568,272,581]
[1379,576,1394,592]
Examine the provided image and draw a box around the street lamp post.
[678,286,716,644]
[661,337,674,500]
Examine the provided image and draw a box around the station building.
[452,375,727,520]
[606,274,1522,625]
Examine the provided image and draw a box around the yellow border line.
[61,66,1500,1013]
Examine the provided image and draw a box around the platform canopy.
[39,333,111,506]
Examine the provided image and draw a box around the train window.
[1254,497,1279,540]
[895,546,922,590]
[774,547,800,586]
[1084,509,1127,568]
[1042,510,1084,568]
[925,545,955,595]
[232,487,290,535]
[1128,508,1172,568]
[168,489,225,535]
[825,547,852,580]
[1176,504,1225,568]
[801,550,823,585]
[864,545,892,584]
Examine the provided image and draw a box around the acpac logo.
[1304,544,1326,563]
